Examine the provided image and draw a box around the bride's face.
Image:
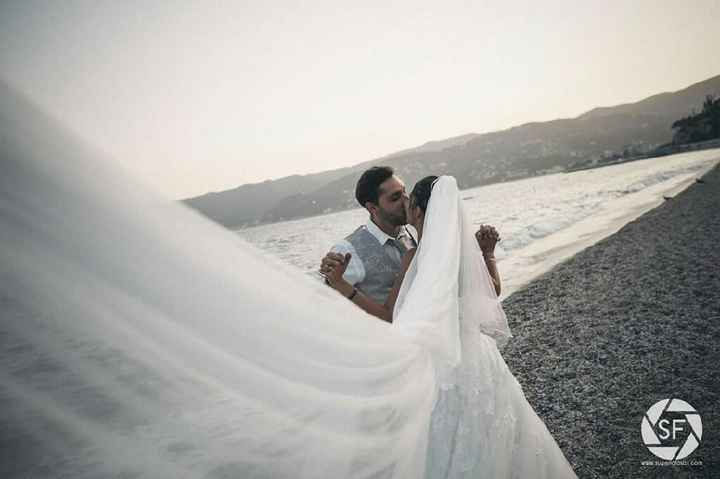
[406,196,424,231]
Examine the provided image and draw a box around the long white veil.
[0,83,439,478]
[393,176,512,389]
[0,82,574,479]
[393,178,575,479]
[394,177,549,477]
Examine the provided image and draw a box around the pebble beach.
[502,162,720,478]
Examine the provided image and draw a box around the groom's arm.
[337,248,417,324]
[333,280,393,323]
[323,252,393,323]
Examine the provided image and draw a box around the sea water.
[238,149,720,296]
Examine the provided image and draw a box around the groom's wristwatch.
[347,287,358,300]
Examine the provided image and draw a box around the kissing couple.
[319,166,577,478]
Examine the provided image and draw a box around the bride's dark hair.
[410,175,439,214]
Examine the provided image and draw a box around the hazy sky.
[2,1,719,199]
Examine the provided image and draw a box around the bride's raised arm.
[476,225,502,296]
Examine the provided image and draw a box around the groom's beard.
[379,206,407,227]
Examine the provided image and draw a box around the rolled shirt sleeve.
[329,240,365,286]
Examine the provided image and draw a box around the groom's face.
[375,176,408,226]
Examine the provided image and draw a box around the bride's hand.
[475,224,500,256]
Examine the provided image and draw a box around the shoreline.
[502,165,720,478]
[235,148,720,232]
[498,154,720,297]
[564,139,720,174]
[501,163,720,477]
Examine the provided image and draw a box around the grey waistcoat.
[345,226,415,304]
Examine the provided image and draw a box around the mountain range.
[183,74,720,228]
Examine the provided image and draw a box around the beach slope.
[502,164,720,478]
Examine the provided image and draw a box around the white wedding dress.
[0,82,576,478]
[392,177,577,478]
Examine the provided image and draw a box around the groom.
[319,166,501,309]
[320,166,416,306]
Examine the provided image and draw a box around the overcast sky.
[1,1,719,199]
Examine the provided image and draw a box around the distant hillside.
[182,168,350,228]
[184,74,720,228]
[671,95,720,144]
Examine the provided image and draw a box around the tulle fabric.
[392,177,463,389]
[0,83,576,478]
[1,82,437,478]
[393,177,576,478]
[392,176,513,389]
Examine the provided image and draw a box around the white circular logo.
[641,398,702,460]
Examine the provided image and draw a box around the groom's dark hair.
[355,166,394,208]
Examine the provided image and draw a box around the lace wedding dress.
[392,176,577,478]
[0,82,575,478]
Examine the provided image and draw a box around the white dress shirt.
[330,219,417,286]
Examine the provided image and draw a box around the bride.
[325,175,577,478]
[1,83,576,478]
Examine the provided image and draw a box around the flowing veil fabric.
[1,83,576,478]
[393,177,576,478]
[1,83,439,478]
